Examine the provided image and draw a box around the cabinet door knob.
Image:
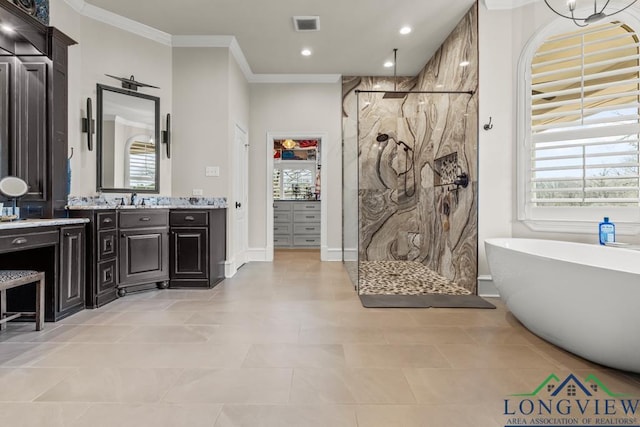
[12,237,27,245]
[185,216,195,221]
[235,202,241,208]
[121,233,126,238]
[140,217,151,222]
[64,232,70,236]
[103,218,113,224]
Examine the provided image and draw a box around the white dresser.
[274,201,320,247]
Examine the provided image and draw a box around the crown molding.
[483,0,537,10]
[63,0,343,84]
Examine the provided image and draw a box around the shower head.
[382,91,408,99]
[375,132,412,151]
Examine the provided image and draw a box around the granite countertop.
[0,218,90,230]
[66,205,226,210]
[66,196,227,210]
[275,199,321,202]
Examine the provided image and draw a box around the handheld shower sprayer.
[376,133,412,151]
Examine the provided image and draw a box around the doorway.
[266,132,328,262]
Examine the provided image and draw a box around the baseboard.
[322,247,343,262]
[343,248,358,262]
[224,260,237,278]
[477,275,500,298]
[247,248,268,262]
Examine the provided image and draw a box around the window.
[273,166,315,200]
[519,19,640,227]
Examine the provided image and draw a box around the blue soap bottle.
[599,217,615,245]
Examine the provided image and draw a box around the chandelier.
[544,0,637,27]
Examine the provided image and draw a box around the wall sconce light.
[161,113,171,158]
[282,139,296,149]
[81,97,94,151]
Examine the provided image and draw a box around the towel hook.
[483,117,493,131]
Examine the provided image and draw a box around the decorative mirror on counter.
[96,84,160,193]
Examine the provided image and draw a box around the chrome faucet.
[130,193,138,206]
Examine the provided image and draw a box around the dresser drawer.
[274,211,292,223]
[97,259,117,294]
[293,223,320,235]
[294,212,321,223]
[273,202,292,212]
[0,230,59,252]
[97,229,117,261]
[96,211,116,230]
[273,223,292,235]
[119,210,168,228]
[170,211,208,227]
[293,235,320,246]
[293,202,320,212]
[274,235,292,247]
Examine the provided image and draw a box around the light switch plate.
[192,189,203,196]
[205,166,220,177]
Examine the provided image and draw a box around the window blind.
[529,21,640,207]
[128,140,155,190]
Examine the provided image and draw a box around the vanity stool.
[0,271,45,331]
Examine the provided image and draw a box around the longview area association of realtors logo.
[503,373,639,427]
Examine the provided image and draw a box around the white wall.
[248,83,342,257]
[171,47,229,197]
[50,0,173,196]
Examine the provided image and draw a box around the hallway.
[0,251,638,426]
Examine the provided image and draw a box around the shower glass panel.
[343,83,478,297]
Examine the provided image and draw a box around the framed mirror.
[96,84,160,193]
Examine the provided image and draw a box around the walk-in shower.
[341,3,478,300]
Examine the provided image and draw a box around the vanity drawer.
[97,229,117,261]
[97,259,117,294]
[293,235,321,246]
[170,211,208,227]
[96,212,116,230]
[293,202,320,212]
[294,223,321,235]
[273,223,292,235]
[273,202,292,212]
[274,235,292,247]
[274,211,292,223]
[293,212,321,223]
[0,230,59,253]
[119,210,168,228]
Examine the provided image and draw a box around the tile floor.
[0,249,638,426]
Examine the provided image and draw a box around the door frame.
[266,131,328,261]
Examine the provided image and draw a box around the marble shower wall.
[342,3,478,292]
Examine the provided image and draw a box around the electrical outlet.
[192,189,203,196]
[205,166,220,177]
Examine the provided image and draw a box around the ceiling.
[83,0,477,76]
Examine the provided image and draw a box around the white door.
[233,125,249,268]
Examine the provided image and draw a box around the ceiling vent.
[293,16,320,32]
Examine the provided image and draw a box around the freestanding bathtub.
[485,238,640,373]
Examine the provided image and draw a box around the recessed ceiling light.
[400,26,412,35]
[1,24,14,33]
[459,60,470,67]
[384,61,394,68]
[301,48,312,56]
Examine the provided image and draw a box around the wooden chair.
[0,270,45,331]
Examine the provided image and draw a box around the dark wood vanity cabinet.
[59,226,85,313]
[70,210,118,308]
[0,224,85,321]
[118,210,169,295]
[0,1,76,218]
[169,209,226,288]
